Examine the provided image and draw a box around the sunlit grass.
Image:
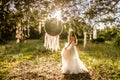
[77,41,120,79]
[0,40,48,78]
[0,39,120,80]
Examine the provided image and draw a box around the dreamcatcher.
[44,18,63,51]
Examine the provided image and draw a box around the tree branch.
[101,0,120,15]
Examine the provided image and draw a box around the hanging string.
[27,16,30,37]
[16,23,23,43]
[27,23,30,37]
[38,22,42,34]
[44,33,60,52]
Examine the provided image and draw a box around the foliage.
[114,37,120,47]
[97,27,119,41]
[64,18,92,37]
[77,39,84,44]
[0,0,120,43]
[60,27,68,39]
[84,0,120,19]
[92,37,105,43]
[29,27,42,39]
[0,12,16,43]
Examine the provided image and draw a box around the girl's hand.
[65,47,67,49]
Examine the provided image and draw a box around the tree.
[1,0,120,43]
[84,0,120,27]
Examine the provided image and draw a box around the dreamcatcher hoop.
[44,18,63,36]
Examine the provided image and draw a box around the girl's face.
[70,31,74,36]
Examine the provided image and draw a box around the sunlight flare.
[48,10,62,21]
[54,10,62,21]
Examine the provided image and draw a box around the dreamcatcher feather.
[44,33,60,52]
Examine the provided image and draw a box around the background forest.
[0,0,120,80]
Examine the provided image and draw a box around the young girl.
[61,30,88,74]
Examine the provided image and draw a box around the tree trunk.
[83,32,87,48]
[93,26,97,39]
[89,33,92,40]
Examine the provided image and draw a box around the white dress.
[61,42,88,74]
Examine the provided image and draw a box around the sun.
[54,10,62,21]
[48,10,62,21]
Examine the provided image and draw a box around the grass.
[78,41,120,80]
[0,39,120,80]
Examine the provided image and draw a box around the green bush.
[60,29,68,39]
[29,27,42,39]
[77,39,83,44]
[92,37,105,43]
[114,37,120,47]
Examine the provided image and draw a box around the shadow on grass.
[63,73,91,80]
[7,72,91,80]
[8,72,46,80]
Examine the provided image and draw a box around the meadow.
[0,39,120,80]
